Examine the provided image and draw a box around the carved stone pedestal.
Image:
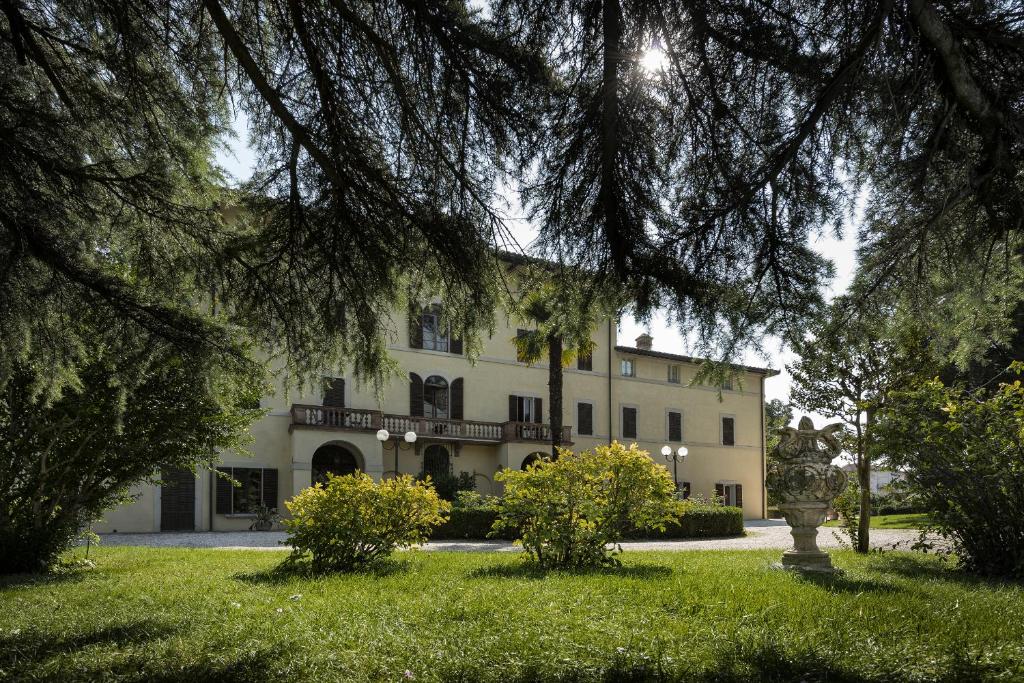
[778,502,835,572]
[766,417,848,575]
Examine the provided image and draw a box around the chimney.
[635,333,653,351]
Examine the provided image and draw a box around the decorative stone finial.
[766,415,848,573]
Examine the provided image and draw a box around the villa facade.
[95,307,777,534]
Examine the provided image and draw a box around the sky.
[216,113,860,423]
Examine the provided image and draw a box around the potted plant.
[249,504,279,531]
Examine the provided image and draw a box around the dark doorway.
[160,468,195,531]
[422,444,451,480]
[312,444,360,485]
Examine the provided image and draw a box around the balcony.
[290,405,572,446]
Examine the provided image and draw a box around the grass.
[825,513,933,529]
[2,548,1023,682]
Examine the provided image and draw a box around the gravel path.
[98,520,926,552]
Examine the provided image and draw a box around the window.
[322,377,345,407]
[716,483,743,507]
[622,406,637,439]
[215,467,278,515]
[667,364,680,384]
[722,416,735,446]
[509,395,542,423]
[668,411,682,442]
[577,351,593,371]
[620,359,635,377]
[423,375,449,419]
[515,329,530,362]
[577,402,594,436]
[723,377,733,391]
[421,307,449,352]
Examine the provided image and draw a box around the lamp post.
[660,445,689,492]
[376,428,417,478]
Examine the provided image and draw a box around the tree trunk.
[856,408,876,553]
[548,332,563,459]
[600,0,626,276]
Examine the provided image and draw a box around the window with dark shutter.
[262,469,278,509]
[715,483,725,502]
[622,407,637,439]
[408,305,423,349]
[508,394,517,421]
[410,373,424,417]
[515,329,529,362]
[735,484,743,507]
[668,411,682,442]
[577,351,593,371]
[450,378,464,420]
[534,397,542,424]
[681,481,691,499]
[722,416,735,446]
[215,468,232,514]
[450,336,463,355]
[322,377,345,407]
[577,402,593,435]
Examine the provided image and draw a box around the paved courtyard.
[98,519,928,552]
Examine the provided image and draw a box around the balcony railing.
[290,404,571,445]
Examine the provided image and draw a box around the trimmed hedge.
[874,503,928,516]
[624,505,745,539]
[431,508,516,540]
[431,504,746,540]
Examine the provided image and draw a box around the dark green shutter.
[262,469,278,508]
[623,407,637,439]
[410,373,424,417]
[322,377,345,407]
[450,334,463,355]
[715,483,725,502]
[215,467,232,514]
[408,305,423,349]
[722,417,735,445]
[509,395,517,421]
[534,397,543,424]
[577,403,593,435]
[735,484,743,507]
[450,378,464,420]
[669,411,682,442]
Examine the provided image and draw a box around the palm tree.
[513,278,621,458]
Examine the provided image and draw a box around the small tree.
[283,473,449,572]
[0,335,262,574]
[788,296,922,552]
[493,442,677,568]
[874,367,1024,579]
[764,399,793,507]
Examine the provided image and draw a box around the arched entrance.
[521,451,548,470]
[422,444,451,480]
[312,444,360,485]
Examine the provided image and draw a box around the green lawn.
[825,513,933,529]
[2,548,1022,682]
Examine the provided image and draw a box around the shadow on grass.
[0,568,89,589]
[0,619,179,680]
[789,571,896,594]
[93,648,282,683]
[233,557,412,585]
[467,562,673,581]
[865,552,1019,587]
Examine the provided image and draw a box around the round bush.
[282,472,449,571]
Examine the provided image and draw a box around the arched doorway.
[312,444,360,485]
[422,444,451,480]
[521,452,547,470]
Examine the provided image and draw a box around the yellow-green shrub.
[494,442,677,568]
[283,472,450,571]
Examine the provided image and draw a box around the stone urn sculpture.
[766,416,848,572]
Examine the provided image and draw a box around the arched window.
[312,444,359,485]
[521,452,548,471]
[423,375,449,419]
[422,445,451,480]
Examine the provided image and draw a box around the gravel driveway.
[98,520,926,552]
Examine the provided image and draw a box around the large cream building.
[96,305,777,534]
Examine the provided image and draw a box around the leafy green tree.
[874,366,1024,579]
[764,399,793,506]
[788,296,925,552]
[513,275,623,457]
[493,442,677,568]
[0,318,263,573]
